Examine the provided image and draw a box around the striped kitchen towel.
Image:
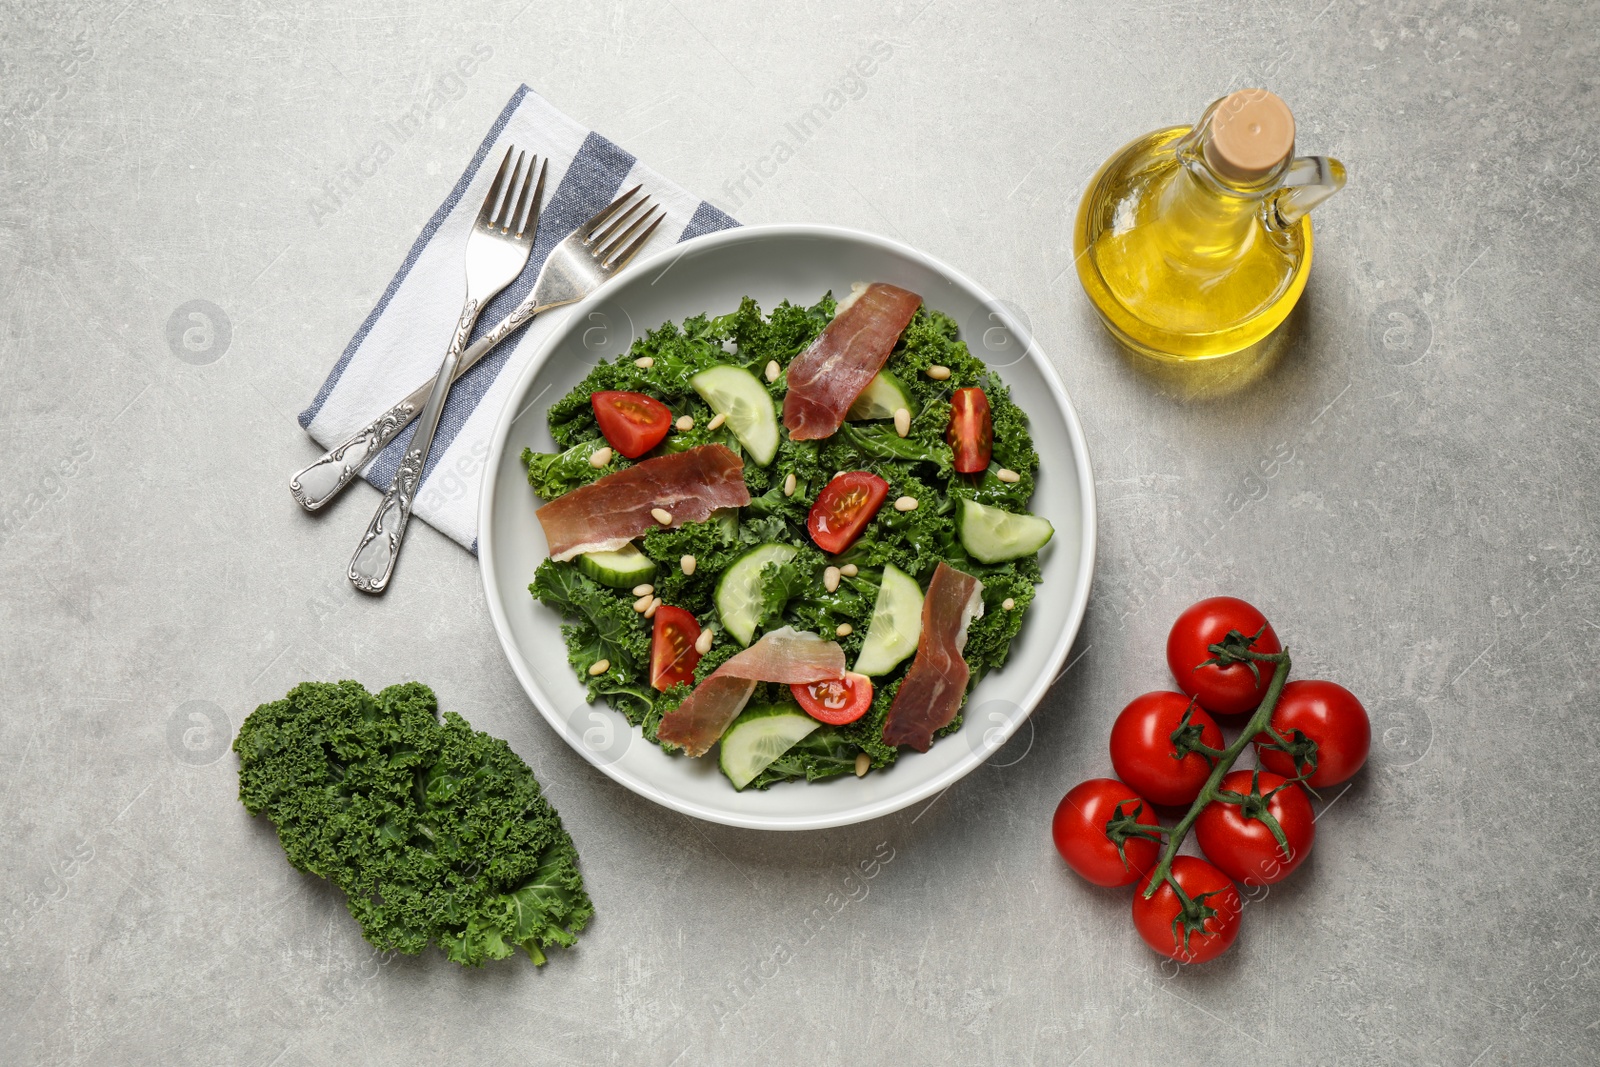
[298,85,736,552]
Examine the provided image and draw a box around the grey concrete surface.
[3,1,1597,1064]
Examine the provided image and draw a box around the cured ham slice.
[536,444,751,562]
[881,562,984,752]
[657,627,845,757]
[782,282,922,441]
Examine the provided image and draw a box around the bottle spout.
[1269,156,1346,229]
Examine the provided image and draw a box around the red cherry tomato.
[791,671,874,725]
[1051,778,1164,887]
[649,605,702,691]
[1132,856,1242,963]
[1194,770,1315,886]
[1109,692,1223,807]
[806,471,889,555]
[1254,679,1371,787]
[947,387,992,474]
[1166,596,1283,716]
[591,390,672,459]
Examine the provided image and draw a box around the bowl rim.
[478,223,1097,830]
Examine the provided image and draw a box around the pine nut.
[589,659,610,676]
[925,364,951,380]
[633,594,653,612]
[783,473,797,497]
[589,447,613,468]
[997,468,1020,483]
[854,752,870,777]
[676,414,694,432]
[1002,597,1016,611]
[835,623,852,637]
[823,566,841,593]
[893,496,918,512]
[634,356,654,369]
[694,629,713,654]
[651,507,673,525]
[894,407,911,437]
[681,554,696,576]
[765,360,780,382]
[632,583,654,596]
[840,563,858,577]
[707,412,726,431]
[644,597,661,619]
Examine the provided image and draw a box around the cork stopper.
[1204,89,1295,184]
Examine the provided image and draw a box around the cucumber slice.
[846,370,919,421]
[715,542,797,645]
[718,703,821,790]
[575,543,657,588]
[956,498,1055,564]
[854,563,925,676]
[691,365,779,466]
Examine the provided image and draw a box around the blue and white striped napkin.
[298,85,736,552]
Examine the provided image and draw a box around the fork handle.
[290,302,544,511]
[348,301,480,594]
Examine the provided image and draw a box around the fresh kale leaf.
[521,439,614,500]
[746,726,858,789]
[530,561,653,721]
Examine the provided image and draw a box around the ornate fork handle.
[347,301,480,594]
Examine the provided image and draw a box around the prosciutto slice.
[656,627,845,757]
[881,562,985,752]
[782,282,922,440]
[536,444,751,562]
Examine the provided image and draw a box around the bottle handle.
[1268,155,1347,229]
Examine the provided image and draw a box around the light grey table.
[3,2,1596,1064]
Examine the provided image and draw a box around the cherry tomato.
[1166,596,1283,716]
[947,387,993,474]
[1109,692,1223,807]
[649,605,702,691]
[791,671,874,725]
[806,471,889,555]
[1051,778,1164,887]
[1194,770,1315,887]
[591,390,672,459]
[1132,856,1242,964]
[1254,679,1371,787]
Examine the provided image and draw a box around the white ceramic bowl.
[479,225,1096,830]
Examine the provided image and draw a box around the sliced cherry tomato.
[1166,596,1283,716]
[1253,679,1371,787]
[591,390,672,459]
[791,671,874,725]
[806,471,889,555]
[1194,770,1315,887]
[649,605,702,691]
[1052,778,1165,887]
[1109,691,1223,807]
[1132,856,1242,964]
[947,387,993,474]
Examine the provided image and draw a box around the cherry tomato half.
[1254,679,1371,787]
[806,471,889,555]
[791,671,874,725]
[1166,596,1283,716]
[649,605,702,691]
[591,390,672,459]
[947,387,993,474]
[1109,691,1223,807]
[1052,778,1164,887]
[1194,770,1315,887]
[1132,856,1242,964]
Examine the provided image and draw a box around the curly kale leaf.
[530,561,654,721]
[746,726,858,789]
[521,439,614,501]
[234,680,592,966]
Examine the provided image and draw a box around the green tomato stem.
[1139,649,1293,900]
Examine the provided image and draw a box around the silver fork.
[348,146,546,594]
[290,185,666,512]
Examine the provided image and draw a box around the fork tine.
[516,157,548,239]
[477,146,517,227]
[601,206,665,270]
[509,155,540,238]
[497,150,529,230]
[583,184,643,236]
[589,198,649,249]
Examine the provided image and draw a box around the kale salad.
[524,289,1051,790]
